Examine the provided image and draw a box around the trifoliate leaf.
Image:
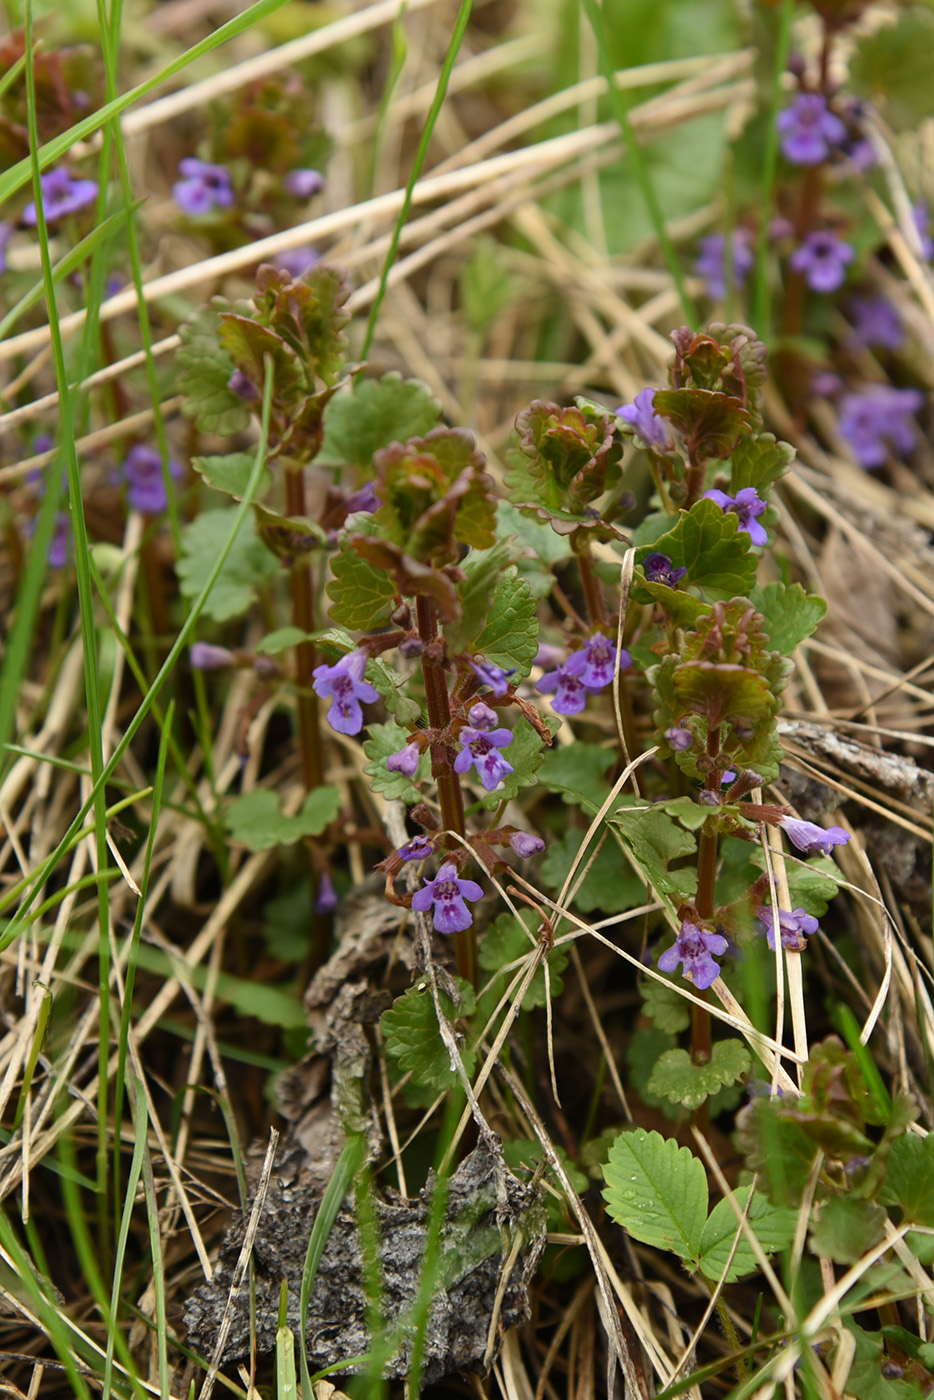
[603,1128,707,1261]
[842,1323,927,1400]
[540,831,645,914]
[473,716,556,811]
[176,303,251,436]
[176,508,279,622]
[636,499,757,598]
[362,721,429,803]
[538,743,615,811]
[381,977,477,1091]
[320,372,442,469]
[648,1041,751,1110]
[192,451,273,502]
[850,9,934,131]
[326,533,397,630]
[471,567,540,677]
[808,1196,887,1265]
[642,975,691,1034]
[728,434,795,493]
[478,910,568,1009]
[697,1185,796,1282]
[225,787,341,851]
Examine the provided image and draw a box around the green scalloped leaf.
[728,434,795,492]
[471,567,539,677]
[636,499,757,598]
[611,799,698,900]
[192,451,273,502]
[255,626,315,655]
[225,787,341,851]
[176,304,251,436]
[697,1185,796,1282]
[540,831,645,914]
[849,8,934,131]
[381,977,476,1091]
[478,910,568,1009]
[320,372,442,469]
[648,1040,751,1110]
[538,743,615,811]
[751,581,827,656]
[603,1128,707,1261]
[365,656,422,726]
[176,508,279,622]
[445,538,519,656]
[362,721,430,803]
[326,533,397,630]
[641,975,691,1035]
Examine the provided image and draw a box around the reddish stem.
[285,468,322,792]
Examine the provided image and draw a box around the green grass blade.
[578,0,695,328]
[102,1081,149,1400]
[298,1134,365,1400]
[361,0,474,359]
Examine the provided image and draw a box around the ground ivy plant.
[176,269,855,1184]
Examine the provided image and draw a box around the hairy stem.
[416,595,475,986]
[684,452,706,509]
[285,468,323,793]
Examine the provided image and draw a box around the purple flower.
[190,642,236,670]
[643,552,687,588]
[312,649,379,735]
[399,636,424,659]
[536,664,589,715]
[0,221,11,273]
[48,513,71,569]
[454,706,514,791]
[344,482,379,515]
[173,158,234,216]
[657,919,729,990]
[913,202,934,261]
[776,93,847,165]
[847,295,904,351]
[779,815,850,855]
[120,445,184,514]
[284,168,324,199]
[789,231,855,293]
[387,743,420,778]
[564,633,625,690]
[704,486,768,546]
[509,832,545,858]
[838,385,924,469]
[411,860,484,934]
[275,245,320,279]
[756,903,819,952]
[811,370,843,399]
[617,388,673,452]
[694,229,755,301]
[22,167,98,226]
[533,642,564,671]
[315,871,339,914]
[665,726,694,751]
[228,368,261,403]
[399,835,434,862]
[468,659,516,696]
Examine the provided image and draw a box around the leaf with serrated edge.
[637,499,757,598]
[225,787,341,851]
[479,910,568,1009]
[176,508,279,623]
[642,975,691,1034]
[381,978,476,1091]
[193,451,273,502]
[540,832,645,914]
[751,582,827,655]
[539,743,614,810]
[366,656,421,726]
[648,1041,751,1110]
[729,434,794,492]
[603,1128,707,1262]
[471,567,540,676]
[697,1185,796,1282]
[327,535,397,630]
[320,373,442,468]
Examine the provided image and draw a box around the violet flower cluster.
[537,632,628,716]
[837,386,925,469]
[173,159,235,216]
[704,487,768,545]
[120,445,184,514]
[411,861,484,934]
[313,649,379,735]
[694,229,755,301]
[658,919,728,991]
[453,703,514,791]
[777,93,847,166]
[23,167,97,226]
